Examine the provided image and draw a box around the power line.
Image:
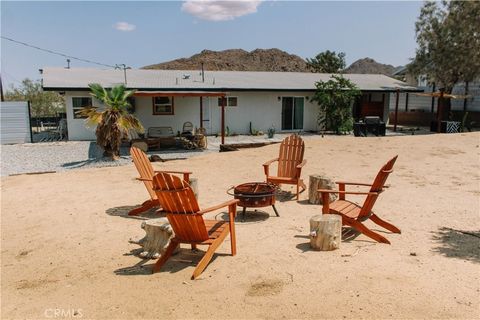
[1,35,117,68]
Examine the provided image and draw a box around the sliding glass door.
[281,97,304,130]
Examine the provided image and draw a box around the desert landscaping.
[1,132,479,319]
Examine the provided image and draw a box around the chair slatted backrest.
[277,135,305,178]
[359,156,398,218]
[130,147,156,200]
[152,172,208,242]
[182,121,194,133]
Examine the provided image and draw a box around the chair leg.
[370,214,401,234]
[191,229,229,280]
[128,199,157,216]
[296,180,306,200]
[346,218,391,244]
[152,240,179,273]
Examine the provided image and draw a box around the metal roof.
[42,67,420,92]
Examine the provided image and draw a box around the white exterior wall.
[65,91,97,140]
[0,101,32,144]
[65,91,320,140]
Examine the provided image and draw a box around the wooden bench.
[148,127,177,148]
[130,127,177,151]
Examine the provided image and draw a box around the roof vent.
[182,74,191,80]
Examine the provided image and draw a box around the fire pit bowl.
[227,182,279,220]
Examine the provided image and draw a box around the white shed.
[0,101,32,144]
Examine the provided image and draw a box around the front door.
[282,97,304,130]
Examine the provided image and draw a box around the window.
[72,97,93,119]
[218,96,238,107]
[153,97,174,115]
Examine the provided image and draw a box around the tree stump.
[189,177,199,200]
[129,217,178,259]
[309,214,342,251]
[131,141,148,152]
[308,174,337,204]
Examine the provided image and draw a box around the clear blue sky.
[1,1,423,88]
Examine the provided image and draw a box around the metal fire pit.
[227,182,279,221]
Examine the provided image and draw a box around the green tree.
[77,84,144,160]
[409,1,480,93]
[4,79,65,116]
[307,50,346,73]
[310,75,361,134]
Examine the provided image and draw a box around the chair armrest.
[263,158,279,167]
[197,199,239,215]
[263,158,279,176]
[335,181,390,189]
[136,177,152,182]
[296,159,307,169]
[336,181,372,187]
[318,189,378,214]
[317,189,379,196]
[154,170,192,175]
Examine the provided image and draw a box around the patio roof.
[134,91,226,97]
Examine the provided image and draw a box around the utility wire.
[1,36,117,68]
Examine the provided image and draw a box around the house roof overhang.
[134,91,226,97]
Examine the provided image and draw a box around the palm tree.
[77,83,144,160]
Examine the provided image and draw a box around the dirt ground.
[1,133,479,319]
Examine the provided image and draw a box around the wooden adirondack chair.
[318,156,401,244]
[151,172,238,280]
[128,146,192,216]
[263,134,307,200]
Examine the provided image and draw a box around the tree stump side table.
[129,217,178,259]
[309,214,342,251]
[308,174,338,204]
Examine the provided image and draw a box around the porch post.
[221,95,225,144]
[437,89,444,133]
[463,81,469,112]
[405,93,409,112]
[200,96,203,129]
[393,89,400,132]
[430,83,436,113]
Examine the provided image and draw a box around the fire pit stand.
[227,182,280,221]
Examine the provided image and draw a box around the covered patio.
[133,90,229,145]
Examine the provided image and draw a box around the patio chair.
[128,146,192,216]
[182,121,194,135]
[263,134,307,200]
[318,156,401,244]
[151,172,238,279]
[49,119,68,140]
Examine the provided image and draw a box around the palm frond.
[88,83,107,101]
[118,114,144,133]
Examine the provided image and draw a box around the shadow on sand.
[105,205,164,220]
[114,249,228,276]
[217,209,271,224]
[431,227,480,263]
[294,227,378,252]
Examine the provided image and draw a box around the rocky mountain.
[344,58,399,76]
[143,49,401,76]
[142,48,310,72]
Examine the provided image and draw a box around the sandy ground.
[1,133,479,319]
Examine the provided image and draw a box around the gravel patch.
[1,130,413,177]
[0,141,215,176]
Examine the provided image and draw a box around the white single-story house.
[41,68,419,141]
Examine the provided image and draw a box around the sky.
[1,1,424,88]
